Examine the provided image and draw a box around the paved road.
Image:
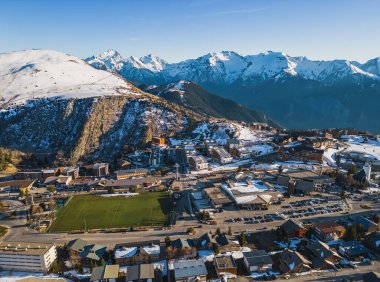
[1,203,378,249]
[277,261,380,281]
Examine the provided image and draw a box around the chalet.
[171,259,207,282]
[226,139,240,150]
[90,264,120,282]
[338,241,369,260]
[278,249,311,274]
[365,231,380,252]
[172,238,193,250]
[313,221,346,242]
[0,179,36,193]
[277,170,333,195]
[114,240,161,265]
[15,171,43,181]
[121,263,158,282]
[278,145,324,163]
[250,123,270,131]
[56,176,72,186]
[67,239,106,266]
[203,187,233,208]
[194,233,213,250]
[303,137,336,149]
[60,166,79,179]
[98,178,145,190]
[212,147,233,164]
[214,234,240,253]
[188,155,208,170]
[182,143,197,156]
[243,250,273,273]
[214,255,237,276]
[152,136,166,146]
[44,176,58,186]
[306,240,341,269]
[69,178,99,190]
[353,216,378,233]
[230,147,251,160]
[204,139,218,155]
[280,219,307,239]
[41,168,59,180]
[92,163,110,177]
[170,238,197,259]
[116,168,149,179]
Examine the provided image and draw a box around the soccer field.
[49,192,172,232]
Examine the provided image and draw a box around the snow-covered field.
[192,121,266,144]
[324,148,340,166]
[345,142,380,160]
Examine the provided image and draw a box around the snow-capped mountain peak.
[87,49,380,85]
[138,54,167,72]
[0,49,137,109]
[361,57,380,76]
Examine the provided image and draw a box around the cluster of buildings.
[2,215,379,281]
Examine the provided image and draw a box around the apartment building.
[0,242,57,273]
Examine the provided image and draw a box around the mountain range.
[0,50,207,163]
[140,80,275,126]
[86,50,380,132]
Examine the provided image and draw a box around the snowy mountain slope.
[0,49,210,163]
[141,80,277,126]
[0,49,138,110]
[87,50,380,132]
[360,57,380,76]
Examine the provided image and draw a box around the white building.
[188,155,208,170]
[211,147,233,164]
[364,162,372,181]
[0,242,57,273]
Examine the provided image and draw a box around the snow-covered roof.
[114,247,138,258]
[143,244,160,255]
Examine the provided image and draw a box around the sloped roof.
[140,264,155,279]
[281,219,305,233]
[173,260,207,279]
[67,238,88,252]
[313,221,345,234]
[172,238,193,249]
[243,250,273,267]
[279,249,311,273]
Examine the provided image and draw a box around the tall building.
[0,242,57,273]
[363,162,372,181]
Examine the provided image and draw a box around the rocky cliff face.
[0,94,203,164]
[0,49,207,164]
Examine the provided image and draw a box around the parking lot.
[210,193,351,229]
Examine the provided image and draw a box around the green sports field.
[49,192,172,232]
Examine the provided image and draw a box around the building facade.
[0,242,57,273]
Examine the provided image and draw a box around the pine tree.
[348,164,356,175]
[240,232,247,246]
[228,226,232,236]
[215,228,221,236]
[213,243,220,254]
[165,236,172,247]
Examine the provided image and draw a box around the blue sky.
[1,0,379,63]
